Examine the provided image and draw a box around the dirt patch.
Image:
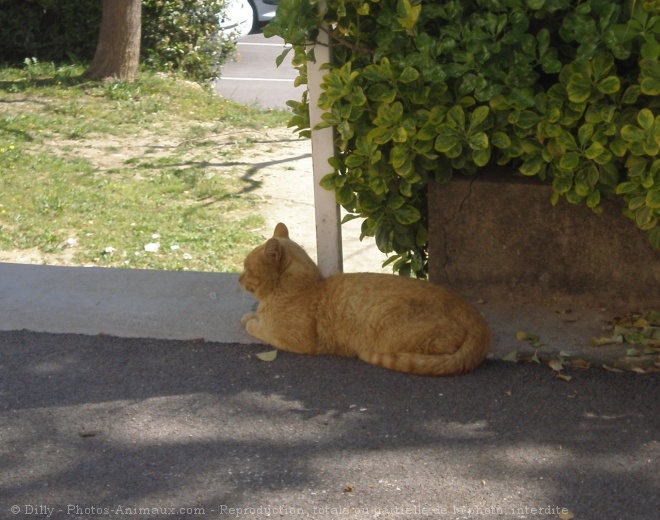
[2,122,387,272]
[0,246,76,266]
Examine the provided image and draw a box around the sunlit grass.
[0,61,292,271]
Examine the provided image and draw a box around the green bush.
[142,0,236,82]
[0,0,233,82]
[0,0,102,63]
[266,0,660,277]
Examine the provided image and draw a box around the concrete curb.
[0,263,258,344]
[2,262,657,373]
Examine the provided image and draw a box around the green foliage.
[142,0,236,82]
[0,0,234,82]
[0,0,102,63]
[266,0,660,276]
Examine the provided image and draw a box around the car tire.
[247,0,259,33]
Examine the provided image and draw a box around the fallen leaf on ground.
[624,332,645,344]
[501,350,518,362]
[558,510,575,520]
[516,331,528,341]
[556,373,572,382]
[570,359,591,369]
[609,312,660,349]
[603,364,624,373]
[548,359,563,372]
[590,335,623,347]
[256,350,278,362]
[516,330,543,347]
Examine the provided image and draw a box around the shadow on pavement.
[1,331,658,518]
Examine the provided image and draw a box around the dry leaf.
[556,373,572,382]
[548,359,563,372]
[603,364,624,373]
[255,349,278,362]
[590,335,623,347]
[626,348,641,357]
[570,359,591,369]
[343,484,353,493]
[558,510,575,520]
[631,366,660,374]
[516,331,528,341]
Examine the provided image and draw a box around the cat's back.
[315,271,489,364]
[323,271,477,318]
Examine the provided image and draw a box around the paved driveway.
[1,331,658,519]
[215,33,303,109]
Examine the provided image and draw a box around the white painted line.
[220,77,295,82]
[237,42,292,47]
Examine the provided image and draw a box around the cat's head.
[239,223,321,298]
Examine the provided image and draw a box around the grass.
[0,60,293,272]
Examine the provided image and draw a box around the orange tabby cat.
[239,223,491,376]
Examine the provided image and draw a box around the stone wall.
[427,171,660,310]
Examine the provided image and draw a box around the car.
[219,0,254,41]
[248,0,280,28]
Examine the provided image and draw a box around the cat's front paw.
[241,312,258,326]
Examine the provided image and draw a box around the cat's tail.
[358,329,491,376]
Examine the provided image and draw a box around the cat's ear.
[265,238,283,264]
[273,223,289,239]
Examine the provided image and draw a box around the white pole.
[307,20,343,277]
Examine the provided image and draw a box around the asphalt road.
[1,331,658,520]
[215,32,303,109]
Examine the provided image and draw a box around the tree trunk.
[86,0,142,81]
